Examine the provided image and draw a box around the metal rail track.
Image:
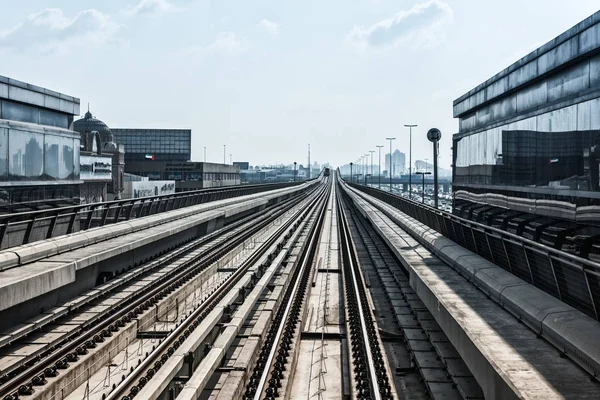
[340,186,483,399]
[106,180,331,400]
[0,182,324,400]
[337,185,394,400]
[0,188,311,354]
[242,178,331,400]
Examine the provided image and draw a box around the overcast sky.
[0,0,598,169]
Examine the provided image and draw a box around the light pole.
[369,150,375,186]
[386,137,395,192]
[416,171,431,204]
[404,124,417,195]
[223,144,226,164]
[427,128,442,209]
[204,146,206,162]
[293,161,297,182]
[350,162,353,183]
[376,145,383,190]
[364,154,369,185]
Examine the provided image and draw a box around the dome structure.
[72,110,115,148]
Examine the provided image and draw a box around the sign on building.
[123,180,176,199]
[80,155,112,181]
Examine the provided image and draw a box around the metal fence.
[349,183,600,321]
[0,181,306,249]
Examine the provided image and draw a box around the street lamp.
[369,150,375,186]
[350,162,353,183]
[386,137,396,192]
[364,154,369,185]
[404,124,417,195]
[223,144,226,164]
[293,161,297,182]
[416,171,431,204]
[204,146,206,162]
[376,145,384,190]
[427,128,442,209]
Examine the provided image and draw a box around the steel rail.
[336,191,384,400]
[0,182,324,399]
[0,185,313,378]
[250,180,331,400]
[108,181,329,400]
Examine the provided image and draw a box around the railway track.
[0,180,325,400]
[339,186,484,399]
[337,186,395,400]
[242,174,330,400]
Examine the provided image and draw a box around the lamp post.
[386,137,395,192]
[364,154,369,185]
[204,146,206,162]
[427,128,442,209]
[350,162,353,183]
[404,124,417,195]
[416,171,431,204]
[293,161,297,182]
[369,150,375,186]
[376,145,383,190]
[223,144,226,164]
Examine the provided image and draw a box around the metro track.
[105,179,332,400]
[0,181,325,400]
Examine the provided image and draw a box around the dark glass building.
[0,75,81,212]
[112,128,191,162]
[452,11,600,225]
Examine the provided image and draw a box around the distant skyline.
[0,0,598,169]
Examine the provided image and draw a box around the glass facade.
[0,124,79,183]
[112,129,191,161]
[454,97,600,192]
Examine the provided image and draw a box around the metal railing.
[348,182,600,321]
[0,181,307,249]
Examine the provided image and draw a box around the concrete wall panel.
[547,62,590,102]
[507,116,537,131]
[486,77,508,99]
[490,96,516,121]
[538,37,579,76]
[44,93,60,110]
[472,89,486,109]
[0,83,7,99]
[459,113,477,131]
[515,81,548,113]
[590,98,600,129]
[9,86,45,107]
[476,107,493,126]
[59,98,75,114]
[590,54,600,88]
[509,61,538,89]
[577,100,592,130]
[579,23,600,53]
[548,104,578,132]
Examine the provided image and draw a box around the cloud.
[207,32,247,53]
[123,0,176,17]
[259,19,279,35]
[347,0,453,52]
[0,8,120,52]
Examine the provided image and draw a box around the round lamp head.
[427,128,442,142]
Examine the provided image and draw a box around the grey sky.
[0,0,598,168]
